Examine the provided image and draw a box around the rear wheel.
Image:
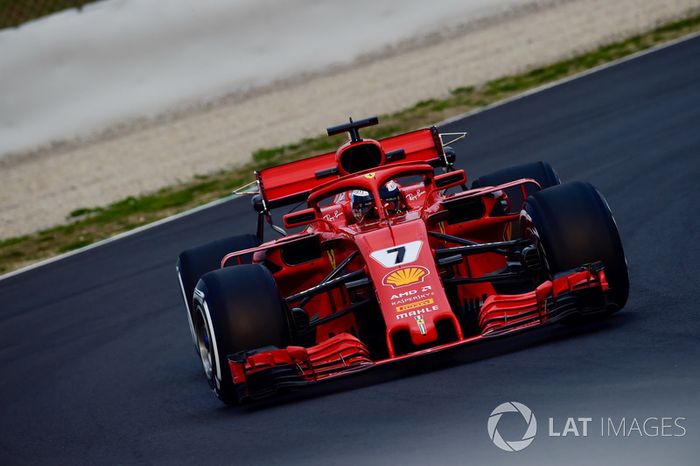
[193,265,290,405]
[177,234,260,345]
[472,161,561,212]
[523,181,629,312]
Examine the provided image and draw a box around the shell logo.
[382,266,430,288]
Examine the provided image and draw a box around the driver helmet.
[380,180,402,215]
[350,190,375,221]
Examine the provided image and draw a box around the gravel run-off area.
[1,0,698,238]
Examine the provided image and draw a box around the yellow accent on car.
[395,298,434,312]
[383,266,428,287]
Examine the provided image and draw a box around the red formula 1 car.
[177,116,629,404]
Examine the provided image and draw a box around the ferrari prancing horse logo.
[415,315,427,335]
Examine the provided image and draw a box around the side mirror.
[251,194,266,213]
[283,208,317,229]
[443,146,456,166]
[434,169,467,189]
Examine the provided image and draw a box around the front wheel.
[523,181,629,312]
[177,234,260,347]
[193,265,290,405]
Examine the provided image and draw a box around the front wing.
[228,264,610,401]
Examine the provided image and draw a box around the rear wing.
[257,127,446,209]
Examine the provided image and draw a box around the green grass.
[0,0,100,29]
[2,12,700,274]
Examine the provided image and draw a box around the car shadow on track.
[227,311,635,414]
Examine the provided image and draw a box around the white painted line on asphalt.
[0,195,237,281]
[2,30,699,282]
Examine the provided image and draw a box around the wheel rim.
[194,305,214,380]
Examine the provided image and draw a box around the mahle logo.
[487,402,537,452]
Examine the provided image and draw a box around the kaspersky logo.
[487,402,537,452]
[382,266,429,288]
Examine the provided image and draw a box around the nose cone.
[353,219,462,356]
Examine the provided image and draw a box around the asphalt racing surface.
[2,37,700,465]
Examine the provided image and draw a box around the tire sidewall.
[523,181,629,310]
[177,234,260,348]
[193,265,291,404]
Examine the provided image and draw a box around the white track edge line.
[0,195,236,281]
[2,30,699,282]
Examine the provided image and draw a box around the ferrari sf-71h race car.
[177,116,629,405]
